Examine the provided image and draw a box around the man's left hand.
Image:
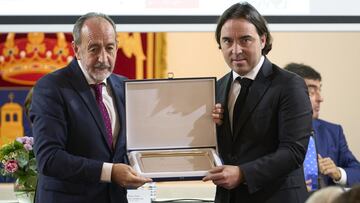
[202,165,244,190]
[212,103,224,126]
[318,154,341,181]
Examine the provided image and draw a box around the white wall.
[167,31,360,159]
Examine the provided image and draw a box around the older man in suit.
[30,13,151,203]
[202,3,313,203]
[284,63,360,189]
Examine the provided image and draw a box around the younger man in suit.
[284,63,360,188]
[203,2,312,203]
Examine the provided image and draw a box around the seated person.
[284,63,360,189]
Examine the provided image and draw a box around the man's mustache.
[94,62,111,69]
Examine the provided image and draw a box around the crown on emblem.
[0,32,74,85]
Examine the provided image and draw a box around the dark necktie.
[233,77,252,131]
[304,136,318,191]
[91,83,113,148]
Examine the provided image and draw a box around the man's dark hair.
[284,63,322,81]
[215,2,272,55]
[73,12,116,45]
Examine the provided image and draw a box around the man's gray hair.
[72,12,116,45]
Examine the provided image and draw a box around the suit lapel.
[66,60,112,151]
[312,119,332,186]
[313,119,328,157]
[218,72,234,141]
[233,58,272,140]
[107,75,125,151]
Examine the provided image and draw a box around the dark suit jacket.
[215,58,312,203]
[30,59,128,203]
[314,118,360,187]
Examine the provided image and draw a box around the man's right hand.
[202,165,244,190]
[111,163,152,188]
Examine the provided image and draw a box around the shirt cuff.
[100,162,113,182]
[333,167,347,186]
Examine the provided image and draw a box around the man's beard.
[89,62,112,82]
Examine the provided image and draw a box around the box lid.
[125,77,216,151]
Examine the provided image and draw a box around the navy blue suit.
[313,118,360,187]
[30,59,128,203]
[215,58,312,203]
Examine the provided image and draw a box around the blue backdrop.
[0,87,32,183]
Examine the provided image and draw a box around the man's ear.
[260,34,266,49]
[72,41,81,59]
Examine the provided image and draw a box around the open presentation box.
[125,77,222,181]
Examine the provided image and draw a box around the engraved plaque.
[138,150,216,173]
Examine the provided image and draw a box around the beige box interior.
[125,78,222,179]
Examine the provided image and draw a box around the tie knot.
[236,77,252,88]
[91,83,103,97]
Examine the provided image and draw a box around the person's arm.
[336,125,360,186]
[240,76,312,193]
[31,76,103,183]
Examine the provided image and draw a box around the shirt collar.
[77,60,108,86]
[232,56,264,82]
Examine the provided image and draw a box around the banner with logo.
[0,32,166,182]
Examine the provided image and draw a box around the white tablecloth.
[0,181,215,202]
[0,183,17,203]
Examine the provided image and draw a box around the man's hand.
[212,103,224,126]
[305,179,312,192]
[318,154,341,181]
[111,163,152,188]
[202,165,244,190]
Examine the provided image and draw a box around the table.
[0,183,17,203]
[0,181,215,203]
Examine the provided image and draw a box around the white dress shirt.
[78,60,119,182]
[228,56,264,130]
[334,167,347,186]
